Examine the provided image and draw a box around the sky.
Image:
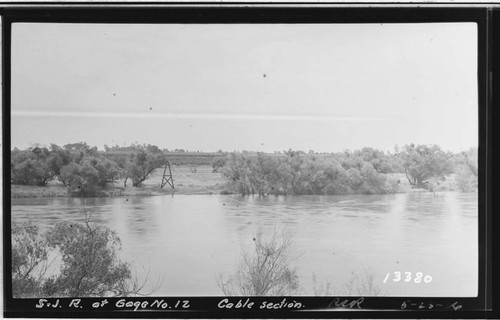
[10,23,478,153]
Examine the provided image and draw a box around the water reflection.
[11,192,477,297]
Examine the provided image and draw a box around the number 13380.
[383,272,432,284]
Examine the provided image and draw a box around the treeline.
[11,142,479,196]
[213,145,478,195]
[103,143,220,154]
[11,142,167,196]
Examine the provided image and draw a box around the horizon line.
[12,110,393,122]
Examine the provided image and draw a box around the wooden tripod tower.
[160,160,174,189]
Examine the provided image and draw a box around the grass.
[11,184,68,198]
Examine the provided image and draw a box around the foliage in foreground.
[217,230,300,296]
[12,221,50,297]
[12,209,155,298]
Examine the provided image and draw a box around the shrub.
[12,209,156,298]
[125,150,167,187]
[218,151,398,195]
[400,144,452,187]
[44,209,132,296]
[12,221,50,297]
[11,158,54,186]
[217,230,300,296]
[312,269,382,296]
[312,273,334,296]
[60,157,121,196]
[359,163,388,194]
[343,269,381,296]
[455,167,478,192]
[11,145,72,186]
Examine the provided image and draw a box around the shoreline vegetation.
[11,164,227,198]
[11,142,478,199]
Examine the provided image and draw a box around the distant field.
[135,164,226,194]
[164,153,221,165]
[103,151,223,165]
[103,151,338,166]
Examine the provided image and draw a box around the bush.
[219,151,396,195]
[343,269,381,296]
[44,210,132,296]
[359,163,388,194]
[60,157,121,196]
[455,167,478,192]
[12,221,50,297]
[217,230,300,296]
[400,144,453,187]
[11,145,72,186]
[125,150,167,187]
[12,209,155,298]
[312,269,382,296]
[11,158,54,186]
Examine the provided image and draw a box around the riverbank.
[11,165,226,199]
[10,165,461,199]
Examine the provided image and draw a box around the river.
[11,192,478,297]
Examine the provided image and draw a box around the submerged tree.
[454,147,478,192]
[400,144,452,188]
[218,151,395,195]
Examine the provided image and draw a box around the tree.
[455,166,478,192]
[353,147,393,173]
[44,210,132,296]
[458,147,478,177]
[453,147,478,192]
[11,149,55,186]
[12,210,155,298]
[125,150,167,187]
[60,156,121,195]
[220,153,253,195]
[47,144,72,184]
[400,144,452,188]
[63,142,90,152]
[211,155,228,173]
[11,144,76,186]
[218,151,394,195]
[359,162,388,194]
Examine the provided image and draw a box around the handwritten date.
[401,300,463,311]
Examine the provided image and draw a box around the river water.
[11,192,478,297]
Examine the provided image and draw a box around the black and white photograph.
[5,12,484,312]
